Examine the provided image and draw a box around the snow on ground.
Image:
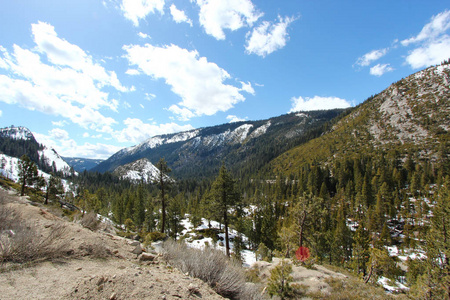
[179,217,256,267]
[377,276,409,293]
[386,245,426,262]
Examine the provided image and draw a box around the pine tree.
[351,219,370,276]
[267,259,294,300]
[410,177,450,299]
[155,158,171,234]
[209,164,240,257]
[17,154,38,196]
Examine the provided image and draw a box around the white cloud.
[194,0,262,40]
[145,93,156,101]
[405,36,450,68]
[34,131,122,159]
[289,96,351,112]
[120,0,165,27]
[245,15,295,57]
[240,81,255,95]
[401,10,450,69]
[0,110,2,117]
[125,68,141,75]
[355,48,389,67]
[124,43,247,120]
[52,120,68,127]
[170,4,193,26]
[370,63,394,76]
[113,118,194,143]
[139,103,145,109]
[49,128,69,140]
[0,22,131,133]
[401,10,450,46]
[138,32,151,39]
[227,115,247,123]
[32,22,130,93]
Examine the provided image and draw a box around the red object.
[295,246,310,261]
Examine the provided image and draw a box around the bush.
[161,239,263,299]
[0,192,68,264]
[80,211,100,231]
[145,232,167,245]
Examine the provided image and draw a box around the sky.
[0,1,449,159]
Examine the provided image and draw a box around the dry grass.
[80,211,100,231]
[0,191,69,265]
[161,239,264,299]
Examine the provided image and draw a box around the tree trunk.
[161,186,166,234]
[224,209,230,257]
[298,210,307,248]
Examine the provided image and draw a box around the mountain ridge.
[92,109,345,179]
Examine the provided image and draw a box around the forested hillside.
[92,109,345,180]
[1,62,449,298]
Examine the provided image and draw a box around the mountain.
[113,158,162,183]
[92,109,345,179]
[63,157,104,172]
[0,125,73,176]
[270,63,450,175]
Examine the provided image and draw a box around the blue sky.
[0,1,449,159]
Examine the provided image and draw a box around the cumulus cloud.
[120,0,165,26]
[370,63,394,76]
[0,22,131,132]
[402,10,450,69]
[289,96,351,112]
[49,128,69,140]
[405,36,450,68]
[355,48,389,67]
[193,0,262,40]
[123,43,248,120]
[34,131,122,160]
[170,4,192,26]
[245,15,295,57]
[113,118,194,143]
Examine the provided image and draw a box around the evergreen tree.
[17,154,38,196]
[267,259,294,300]
[155,158,171,234]
[410,177,450,299]
[209,164,240,257]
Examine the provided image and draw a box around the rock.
[188,283,200,295]
[129,241,140,247]
[110,292,117,300]
[131,244,142,257]
[139,253,157,262]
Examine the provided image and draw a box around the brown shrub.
[161,239,264,299]
[81,211,100,231]
[0,191,69,264]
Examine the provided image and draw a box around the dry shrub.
[81,211,100,231]
[162,239,263,299]
[0,193,68,264]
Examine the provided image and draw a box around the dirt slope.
[0,189,223,300]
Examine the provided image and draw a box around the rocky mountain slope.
[93,109,345,179]
[0,126,73,177]
[271,63,450,175]
[113,158,162,183]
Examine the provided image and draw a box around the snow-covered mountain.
[0,126,73,176]
[113,158,169,183]
[92,110,345,179]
